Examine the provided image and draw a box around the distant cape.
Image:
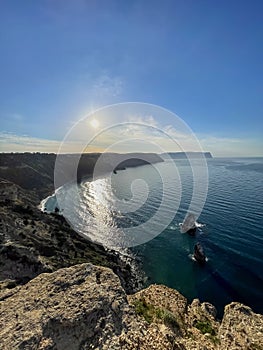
[161,152,213,159]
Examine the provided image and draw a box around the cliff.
[0,179,142,294]
[0,263,262,350]
[162,152,213,159]
[0,152,163,200]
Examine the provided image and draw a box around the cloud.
[73,72,124,110]
[84,115,203,154]
[0,112,24,122]
[0,132,102,153]
[128,114,159,127]
[1,124,262,157]
[91,74,123,99]
[89,121,263,156]
[199,135,263,157]
[68,72,125,120]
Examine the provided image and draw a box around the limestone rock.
[128,284,188,336]
[129,284,188,317]
[218,302,263,349]
[0,264,181,350]
[0,263,140,350]
[1,264,263,350]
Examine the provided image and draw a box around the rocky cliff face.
[0,152,163,200]
[0,179,142,294]
[0,263,262,350]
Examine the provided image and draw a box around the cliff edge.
[0,263,262,350]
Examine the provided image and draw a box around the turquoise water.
[44,157,263,317]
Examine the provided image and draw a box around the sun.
[89,119,100,129]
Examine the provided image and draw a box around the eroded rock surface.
[219,303,263,349]
[0,263,132,349]
[1,264,262,350]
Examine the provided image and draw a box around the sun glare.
[90,119,100,129]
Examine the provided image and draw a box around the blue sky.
[0,0,262,156]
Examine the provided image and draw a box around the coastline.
[0,183,144,296]
[0,152,155,294]
[0,153,263,349]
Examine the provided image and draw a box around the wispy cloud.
[0,132,102,153]
[199,135,263,157]
[89,118,263,156]
[91,74,124,99]
[84,115,203,153]
[128,115,159,127]
[1,122,262,157]
[68,72,125,123]
[0,112,24,123]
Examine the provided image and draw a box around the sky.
[0,0,262,156]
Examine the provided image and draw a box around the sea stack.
[194,243,206,264]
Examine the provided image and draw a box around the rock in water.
[180,213,197,235]
[194,243,206,264]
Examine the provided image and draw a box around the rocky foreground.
[1,263,263,350]
[0,153,263,349]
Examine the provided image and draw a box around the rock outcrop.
[1,263,262,350]
[219,303,263,349]
[1,263,134,350]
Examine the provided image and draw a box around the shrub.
[133,298,155,324]
[194,320,216,336]
[155,308,179,329]
[133,298,179,328]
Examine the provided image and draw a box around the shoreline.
[0,153,164,293]
[1,155,262,314]
[0,176,144,295]
[1,153,263,348]
[39,179,147,294]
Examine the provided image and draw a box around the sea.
[42,157,263,318]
